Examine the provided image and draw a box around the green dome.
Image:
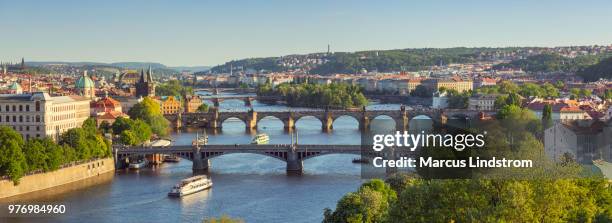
[76,75,95,89]
[9,82,22,90]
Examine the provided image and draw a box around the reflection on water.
[0,92,431,223]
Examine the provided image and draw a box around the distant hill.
[22,61,209,75]
[578,56,612,81]
[209,47,536,75]
[169,66,211,73]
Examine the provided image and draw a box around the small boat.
[251,133,270,145]
[352,158,369,164]
[168,175,213,197]
[128,159,148,169]
[164,155,181,163]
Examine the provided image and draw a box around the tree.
[580,89,592,98]
[411,85,432,97]
[542,104,553,129]
[128,97,169,136]
[570,88,581,98]
[498,81,519,94]
[505,93,522,107]
[323,179,394,223]
[23,139,48,172]
[99,121,112,134]
[197,103,209,113]
[0,126,28,184]
[131,119,153,143]
[112,117,134,134]
[120,130,139,146]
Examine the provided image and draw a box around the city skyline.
[1,0,612,66]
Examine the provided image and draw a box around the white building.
[468,94,499,111]
[0,92,91,141]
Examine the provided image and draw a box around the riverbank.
[0,157,115,199]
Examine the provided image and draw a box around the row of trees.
[155,80,194,98]
[324,98,612,222]
[578,56,612,82]
[0,118,112,184]
[257,82,368,109]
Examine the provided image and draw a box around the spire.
[139,69,145,83]
[147,66,153,82]
[21,57,25,69]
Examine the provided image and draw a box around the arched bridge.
[114,144,363,174]
[165,107,490,132]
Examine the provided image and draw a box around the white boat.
[168,175,213,197]
[251,133,270,144]
[164,155,181,163]
[128,159,148,169]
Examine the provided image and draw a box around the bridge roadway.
[114,144,364,174]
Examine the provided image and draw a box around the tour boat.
[164,155,181,163]
[128,159,148,169]
[168,175,213,197]
[251,133,270,144]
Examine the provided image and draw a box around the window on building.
[12,105,16,112]
[12,116,16,122]
[5,105,8,111]
[19,116,22,122]
[26,105,29,112]
[35,101,40,112]
[36,115,40,122]
[19,105,22,112]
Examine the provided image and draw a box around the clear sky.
[1,0,611,66]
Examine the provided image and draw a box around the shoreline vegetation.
[322,101,612,222]
[0,118,112,185]
[256,82,368,109]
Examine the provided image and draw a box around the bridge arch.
[203,150,288,162]
[300,151,361,161]
[332,115,360,130]
[256,115,285,130]
[294,115,324,129]
[370,114,397,130]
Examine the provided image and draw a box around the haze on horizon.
[1,0,611,67]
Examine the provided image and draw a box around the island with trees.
[257,82,368,109]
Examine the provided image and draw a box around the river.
[1,92,429,223]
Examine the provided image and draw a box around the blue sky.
[1,0,611,66]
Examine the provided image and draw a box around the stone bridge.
[199,95,283,107]
[165,106,489,132]
[114,144,363,174]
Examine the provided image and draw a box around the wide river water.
[1,92,431,223]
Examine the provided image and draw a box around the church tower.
[135,66,156,97]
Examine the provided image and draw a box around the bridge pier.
[359,116,370,130]
[286,146,303,174]
[246,110,258,130]
[212,98,221,108]
[283,117,295,132]
[322,113,333,132]
[192,146,210,172]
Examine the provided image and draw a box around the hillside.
[209,47,539,75]
[578,56,612,81]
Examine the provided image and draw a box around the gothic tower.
[135,66,156,97]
